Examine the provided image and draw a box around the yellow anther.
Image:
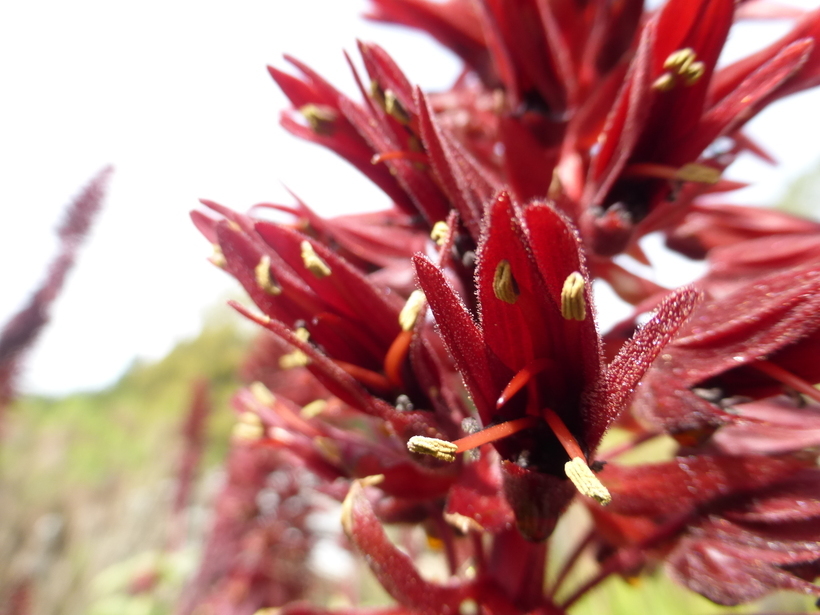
[231,411,264,442]
[444,511,484,534]
[658,49,705,89]
[209,243,227,269]
[664,48,697,73]
[560,271,586,321]
[682,61,705,85]
[674,163,720,184]
[651,73,676,92]
[564,457,611,505]
[279,327,311,369]
[407,435,458,462]
[384,89,411,125]
[493,260,519,304]
[301,399,327,418]
[300,240,331,278]
[250,381,276,406]
[299,103,338,135]
[369,80,386,108]
[399,290,426,331]
[430,221,450,246]
[255,255,282,295]
[314,437,342,465]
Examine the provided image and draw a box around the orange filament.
[451,416,539,453]
[333,359,393,394]
[384,329,413,389]
[753,360,820,405]
[371,151,429,165]
[543,408,585,460]
[496,358,552,408]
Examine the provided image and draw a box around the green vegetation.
[0,318,249,615]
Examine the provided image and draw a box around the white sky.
[2,1,820,395]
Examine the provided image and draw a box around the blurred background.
[2,1,820,614]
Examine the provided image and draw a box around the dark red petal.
[600,287,698,440]
[475,193,555,376]
[230,302,391,420]
[342,481,469,614]
[667,532,820,605]
[414,254,498,422]
[685,38,814,163]
[416,88,496,238]
[601,455,808,518]
[255,222,402,347]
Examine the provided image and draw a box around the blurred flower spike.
[188,0,820,612]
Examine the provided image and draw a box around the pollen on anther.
[560,271,586,321]
[210,243,227,269]
[255,255,282,295]
[384,89,410,125]
[430,221,450,246]
[279,327,311,369]
[565,457,611,505]
[399,290,426,331]
[493,260,519,304]
[407,435,458,462]
[299,103,338,135]
[300,241,332,278]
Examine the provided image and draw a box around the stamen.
[333,359,393,394]
[407,416,539,462]
[209,243,227,269]
[399,290,426,331]
[371,150,429,165]
[250,381,276,406]
[664,48,697,74]
[231,411,264,442]
[300,240,332,278]
[681,61,705,85]
[496,358,552,408]
[408,436,458,462]
[384,89,411,124]
[542,408,611,504]
[560,272,586,321]
[753,360,820,405]
[652,73,676,92]
[565,458,611,505]
[653,49,706,91]
[384,329,413,389]
[369,80,386,108]
[542,408,585,460]
[301,399,327,418]
[493,260,519,304]
[622,162,720,184]
[430,221,450,246]
[299,103,338,135]
[255,255,282,295]
[279,327,311,369]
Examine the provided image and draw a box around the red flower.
[413,191,696,539]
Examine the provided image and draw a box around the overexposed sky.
[2,1,820,395]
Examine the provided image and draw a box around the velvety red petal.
[342,481,470,614]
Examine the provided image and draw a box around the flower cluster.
[189,1,820,612]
